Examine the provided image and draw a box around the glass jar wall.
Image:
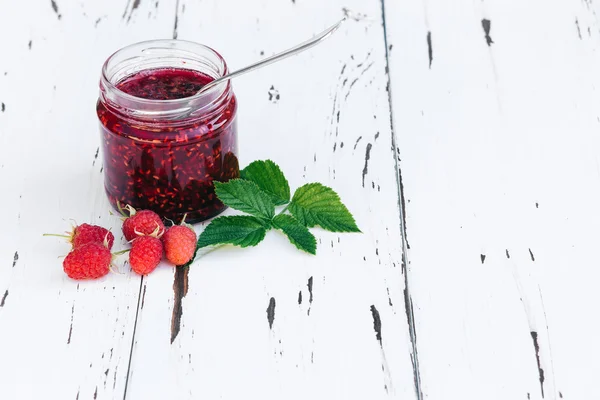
[97,40,239,223]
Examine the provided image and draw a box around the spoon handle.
[198,16,347,94]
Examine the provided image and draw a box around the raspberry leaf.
[214,179,275,219]
[196,216,267,249]
[240,160,291,206]
[272,214,316,255]
[288,183,360,233]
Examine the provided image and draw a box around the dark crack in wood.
[344,62,374,101]
[140,283,147,309]
[267,297,276,329]
[171,266,189,343]
[362,143,372,187]
[126,0,142,22]
[122,277,144,398]
[122,0,132,18]
[530,331,545,398]
[382,1,421,397]
[404,288,422,399]
[172,0,180,39]
[370,305,382,345]
[12,251,18,267]
[268,85,280,103]
[0,290,8,307]
[482,19,493,46]
[307,276,313,315]
[426,31,433,68]
[67,303,74,344]
[50,0,62,19]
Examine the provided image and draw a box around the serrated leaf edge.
[240,160,291,206]
[289,183,361,233]
[272,214,317,255]
[214,179,275,219]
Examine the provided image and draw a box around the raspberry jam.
[116,68,211,100]
[97,41,239,223]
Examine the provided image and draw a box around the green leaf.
[214,179,275,219]
[272,214,317,255]
[240,160,291,206]
[196,216,267,249]
[289,183,360,233]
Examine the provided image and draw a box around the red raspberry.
[73,224,115,249]
[45,223,115,250]
[63,242,112,280]
[129,236,163,275]
[162,225,197,265]
[121,207,165,242]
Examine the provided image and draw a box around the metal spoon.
[197,16,348,94]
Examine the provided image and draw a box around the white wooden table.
[1,0,599,399]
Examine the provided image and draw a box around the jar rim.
[99,39,231,121]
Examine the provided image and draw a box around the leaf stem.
[278,204,290,216]
[42,233,70,239]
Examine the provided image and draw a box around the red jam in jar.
[97,40,239,223]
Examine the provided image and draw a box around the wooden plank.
[123,0,419,399]
[384,0,600,398]
[0,1,177,398]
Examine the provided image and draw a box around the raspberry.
[45,223,115,250]
[129,236,163,275]
[162,225,197,265]
[121,206,165,242]
[73,224,115,249]
[63,242,112,280]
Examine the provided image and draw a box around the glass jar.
[97,40,239,223]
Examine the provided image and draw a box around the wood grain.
[0,0,177,398]
[0,0,418,399]
[124,0,418,399]
[384,0,600,398]
[7,0,597,398]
